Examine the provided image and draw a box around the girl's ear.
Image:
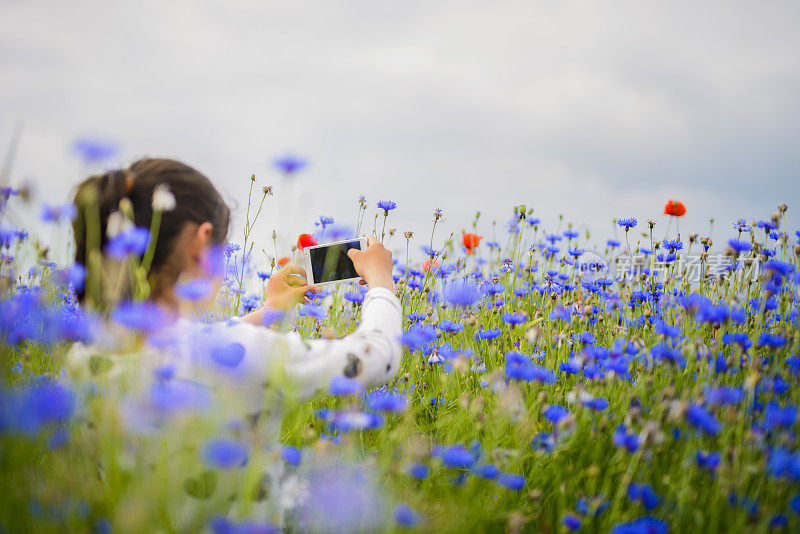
[188,222,215,257]
[197,222,214,248]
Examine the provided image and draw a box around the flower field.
[1,182,799,533]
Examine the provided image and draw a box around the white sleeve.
[227,287,403,400]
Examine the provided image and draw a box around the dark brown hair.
[72,158,230,303]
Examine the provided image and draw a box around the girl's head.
[73,158,230,306]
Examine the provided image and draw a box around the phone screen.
[309,240,362,283]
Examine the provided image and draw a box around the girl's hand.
[347,237,394,291]
[265,265,320,310]
[241,264,319,326]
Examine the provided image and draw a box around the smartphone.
[303,237,368,286]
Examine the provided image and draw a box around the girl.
[67,157,402,433]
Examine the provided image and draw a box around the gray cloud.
[1,0,798,261]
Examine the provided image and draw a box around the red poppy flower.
[296,233,318,251]
[277,256,291,266]
[462,232,483,255]
[664,200,686,217]
[423,259,440,273]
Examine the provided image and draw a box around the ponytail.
[71,158,231,307]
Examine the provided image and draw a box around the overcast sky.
[2,0,799,261]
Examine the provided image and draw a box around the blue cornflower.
[281,445,301,466]
[764,259,795,277]
[610,516,668,534]
[543,405,570,424]
[506,218,520,234]
[176,278,213,300]
[298,304,326,321]
[400,323,437,351]
[0,226,25,247]
[330,376,362,396]
[40,203,77,223]
[579,331,597,345]
[481,282,506,296]
[664,238,683,252]
[72,138,117,163]
[106,227,150,259]
[210,517,279,534]
[495,473,525,490]
[696,451,721,472]
[472,464,500,479]
[685,404,720,435]
[344,291,365,304]
[202,438,248,469]
[261,309,285,326]
[627,483,661,510]
[0,381,75,436]
[733,219,752,233]
[477,328,502,340]
[150,379,210,415]
[326,410,383,432]
[501,312,527,325]
[444,280,481,306]
[224,243,241,258]
[790,495,800,515]
[549,306,572,322]
[770,515,788,529]
[583,397,609,411]
[530,432,555,453]
[563,514,582,531]
[654,321,681,338]
[618,218,637,231]
[727,239,752,253]
[758,333,786,348]
[273,153,308,174]
[364,390,407,412]
[763,402,797,431]
[0,186,20,199]
[406,313,426,322]
[211,343,246,368]
[560,360,581,375]
[437,320,463,333]
[433,445,476,468]
[112,301,168,332]
[314,215,335,229]
[407,463,429,480]
[613,425,640,452]
[607,239,621,248]
[377,200,397,212]
[569,247,584,258]
[705,386,743,406]
[563,229,579,239]
[54,263,86,291]
[394,504,420,527]
[506,353,557,383]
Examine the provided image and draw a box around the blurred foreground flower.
[72,138,117,164]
